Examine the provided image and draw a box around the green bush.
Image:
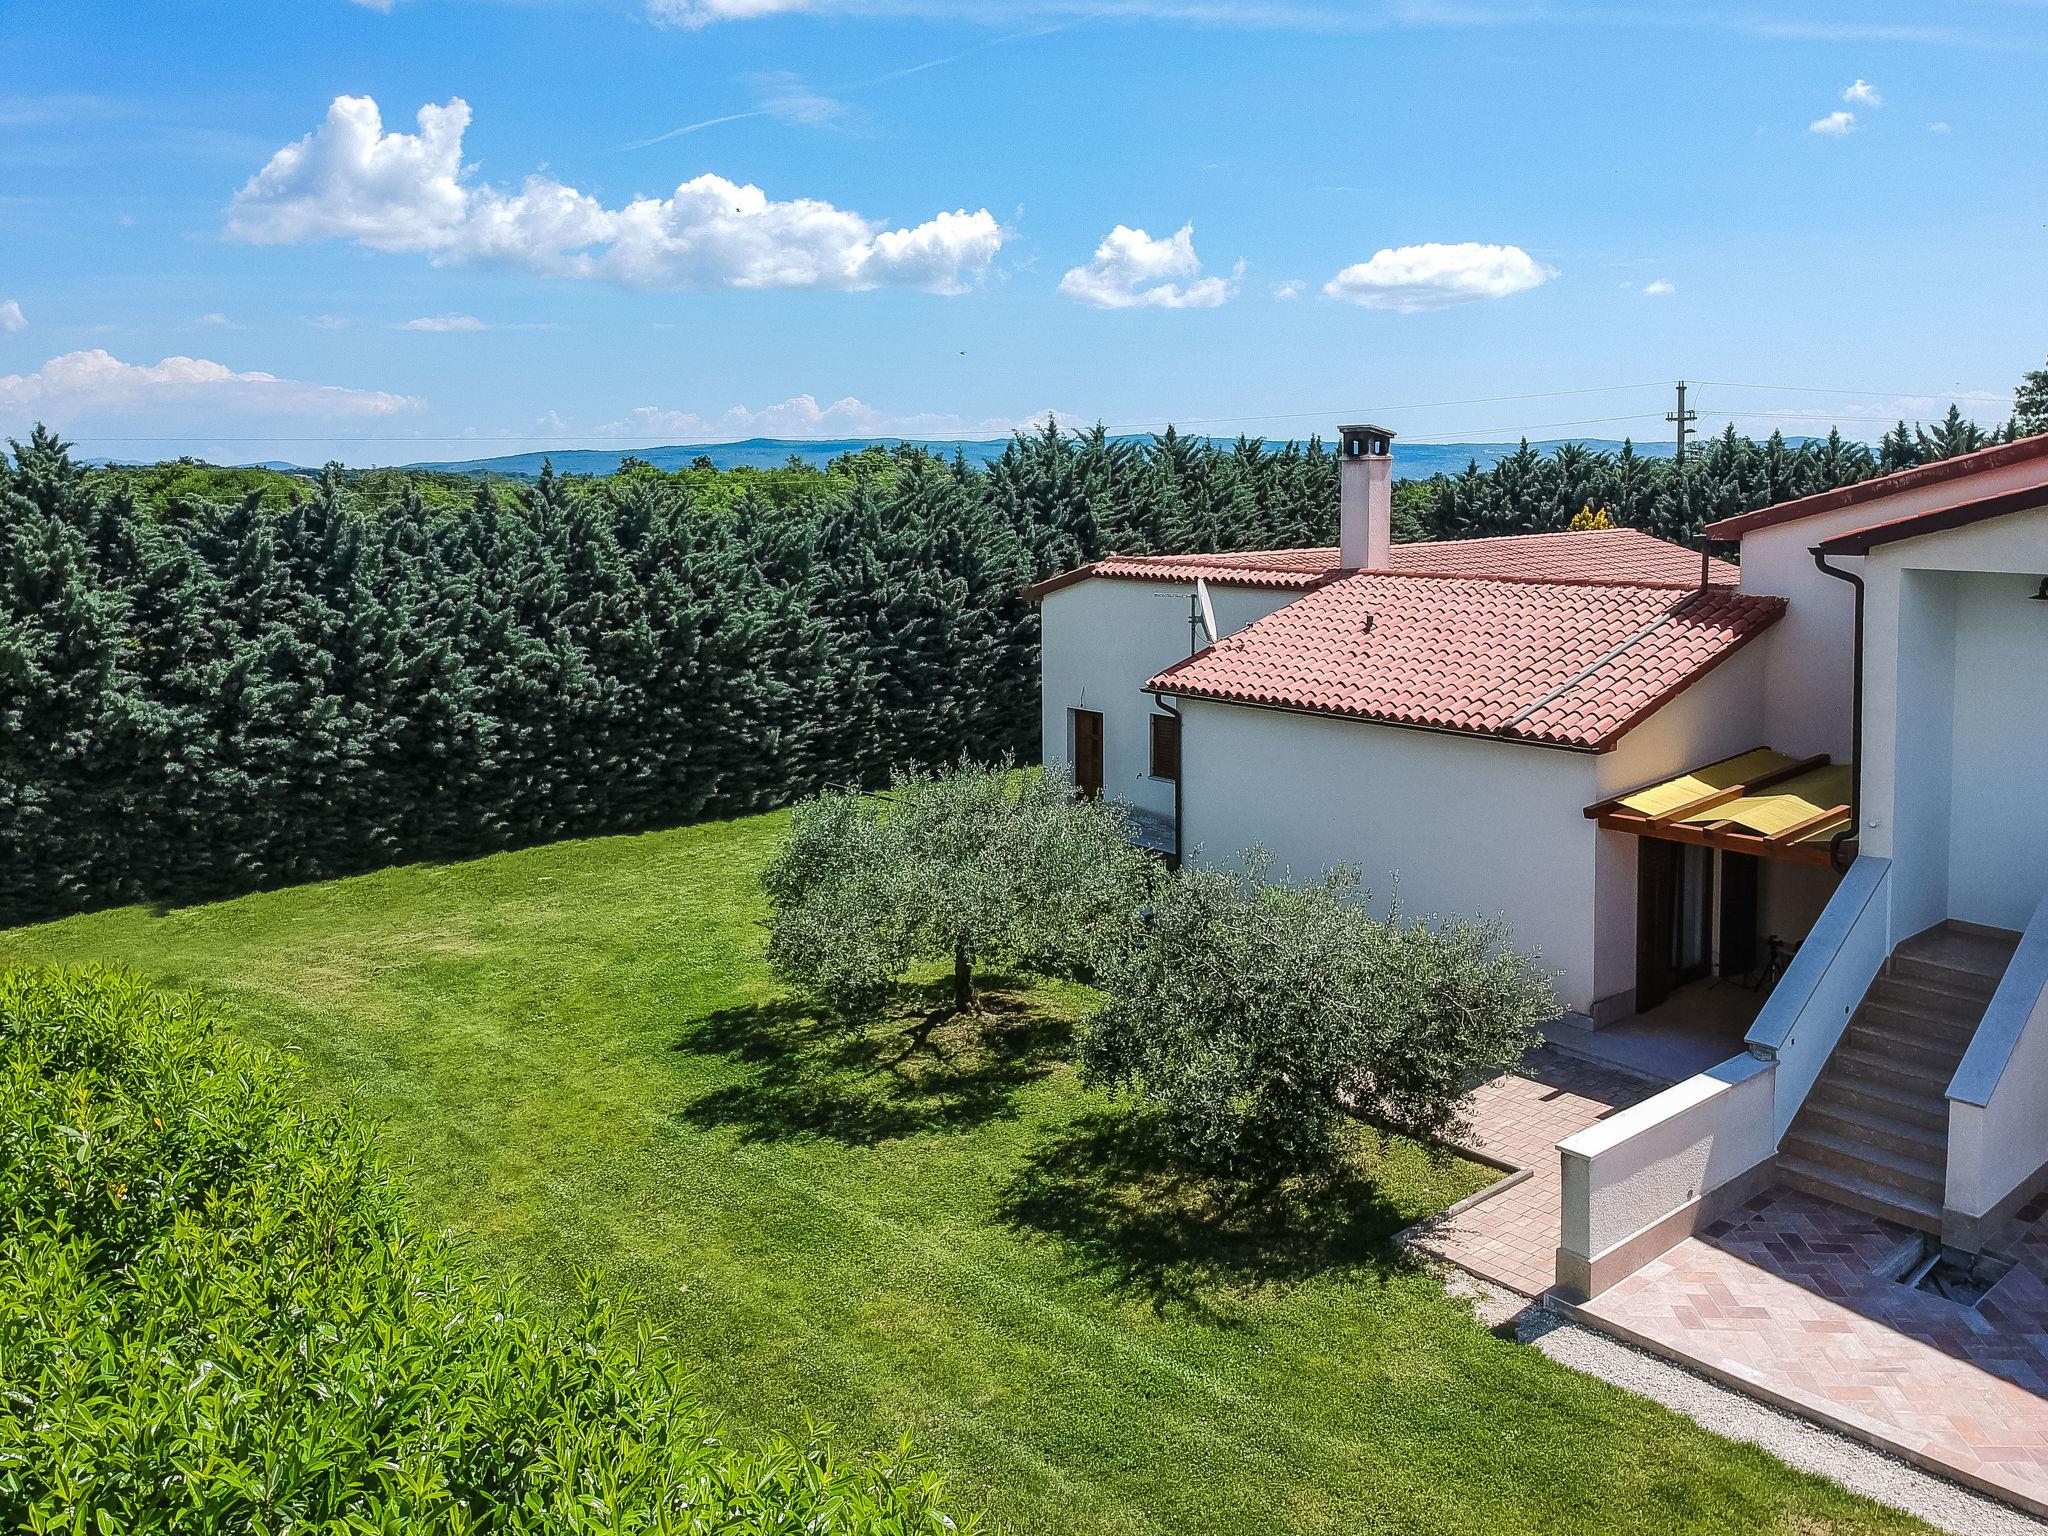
[1081,862,1554,1179]
[0,966,973,1534]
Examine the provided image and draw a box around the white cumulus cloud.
[590,394,1077,443]
[1322,242,1554,312]
[1058,223,1239,310]
[227,95,1002,294]
[0,349,416,429]
[402,313,490,331]
[1843,78,1883,107]
[0,300,24,334]
[647,0,824,23]
[1810,110,1856,135]
[1272,279,1304,300]
[1642,278,1676,296]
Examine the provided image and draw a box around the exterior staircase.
[1778,922,2020,1231]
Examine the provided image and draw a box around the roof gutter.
[1809,546,1865,873]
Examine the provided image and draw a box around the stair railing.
[1744,855,1893,1142]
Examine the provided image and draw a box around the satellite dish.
[1195,577,1219,644]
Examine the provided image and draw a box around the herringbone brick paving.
[1586,1186,2048,1515]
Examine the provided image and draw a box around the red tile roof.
[1146,571,1785,751]
[1024,527,1735,600]
[1386,528,1737,587]
[1704,431,2048,542]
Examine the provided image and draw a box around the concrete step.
[1797,1096,1948,1163]
[1808,1074,1948,1134]
[1886,953,2005,1002]
[1828,1043,1956,1102]
[1846,1014,1971,1073]
[1778,1153,1942,1232]
[1895,920,2021,970]
[1779,1124,1943,1199]
[1868,975,1998,1029]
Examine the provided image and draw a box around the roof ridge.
[1340,566,1736,593]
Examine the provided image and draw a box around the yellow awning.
[1615,747,1792,820]
[1590,748,1853,865]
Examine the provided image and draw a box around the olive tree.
[1080,859,1554,1179]
[763,760,1154,1029]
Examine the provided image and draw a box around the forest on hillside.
[4,398,2035,925]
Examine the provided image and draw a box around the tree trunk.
[953,941,974,1013]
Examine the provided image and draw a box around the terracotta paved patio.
[1582,1185,2048,1516]
[1406,1047,1666,1295]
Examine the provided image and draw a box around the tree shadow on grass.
[999,1110,1423,1320]
[675,976,1072,1147]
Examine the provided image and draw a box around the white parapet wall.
[1555,1054,1778,1301]
[1945,888,2048,1250]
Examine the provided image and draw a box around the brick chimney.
[1338,424,1395,570]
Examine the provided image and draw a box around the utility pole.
[1668,380,1702,585]
[1667,379,1698,527]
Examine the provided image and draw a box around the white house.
[1031,425,1838,1024]
[1032,424,2048,1278]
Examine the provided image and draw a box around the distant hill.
[397,435,1693,482]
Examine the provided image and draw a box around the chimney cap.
[1338,424,1396,458]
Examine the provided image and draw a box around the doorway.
[1071,708,1104,799]
[1637,840,1714,1013]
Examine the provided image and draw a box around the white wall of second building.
[1735,518,1861,763]
[1038,578,1297,818]
[1861,505,2048,936]
[1948,572,2048,928]
[1737,453,2048,765]
[1175,700,1613,1014]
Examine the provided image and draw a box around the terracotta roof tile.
[1147,571,1784,751]
[1027,527,1735,599]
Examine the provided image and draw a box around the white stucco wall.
[1038,578,1296,818]
[1176,701,1613,1013]
[1860,505,2048,935]
[1736,452,2048,765]
[1734,519,1861,763]
[1947,572,2048,929]
[1558,1052,1776,1270]
[1594,639,1772,798]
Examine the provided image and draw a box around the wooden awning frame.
[1585,748,1853,867]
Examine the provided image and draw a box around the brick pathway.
[1583,1186,2048,1516]
[1406,1047,1666,1295]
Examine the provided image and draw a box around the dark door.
[1719,852,1761,979]
[1637,840,1714,1012]
[1072,709,1105,799]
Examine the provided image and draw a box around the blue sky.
[2,0,2044,465]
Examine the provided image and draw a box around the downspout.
[1810,546,1865,874]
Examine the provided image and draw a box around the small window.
[1149,713,1181,782]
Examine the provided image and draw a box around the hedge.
[0,966,973,1534]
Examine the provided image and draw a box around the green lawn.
[1,814,1926,1536]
